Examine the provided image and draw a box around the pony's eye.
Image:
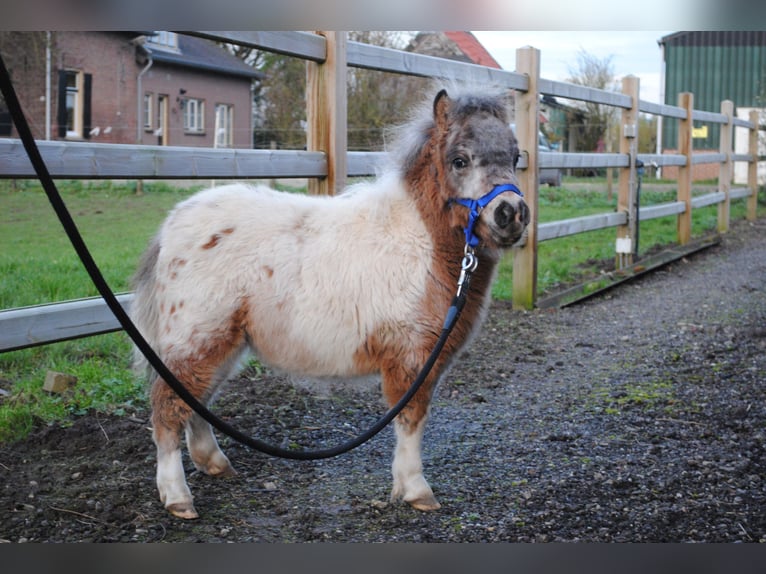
[452,157,468,170]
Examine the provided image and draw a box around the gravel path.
[1,218,764,542]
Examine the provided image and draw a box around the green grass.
[0,176,763,442]
[0,180,201,441]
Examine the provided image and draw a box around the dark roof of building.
[143,34,263,80]
[659,31,766,47]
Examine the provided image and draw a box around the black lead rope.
[0,53,474,460]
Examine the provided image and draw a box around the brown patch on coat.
[201,234,222,250]
[200,227,235,250]
[150,300,251,437]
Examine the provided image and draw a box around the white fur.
[153,173,433,376]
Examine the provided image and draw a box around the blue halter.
[450,183,523,248]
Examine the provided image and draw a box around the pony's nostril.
[494,201,515,228]
[518,201,530,226]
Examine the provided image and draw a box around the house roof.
[143,34,263,80]
[443,31,502,69]
[407,31,502,69]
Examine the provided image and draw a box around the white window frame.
[148,32,179,51]
[64,70,83,139]
[214,103,234,148]
[183,98,205,134]
[143,92,153,131]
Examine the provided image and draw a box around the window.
[57,69,91,139]
[147,32,178,51]
[64,71,80,137]
[182,98,205,133]
[143,93,153,131]
[214,104,233,148]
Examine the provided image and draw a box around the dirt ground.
[1,218,765,543]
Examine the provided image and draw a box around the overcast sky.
[472,31,674,104]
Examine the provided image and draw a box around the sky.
[472,31,675,105]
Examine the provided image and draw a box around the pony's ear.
[433,89,450,133]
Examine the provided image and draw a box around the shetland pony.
[131,87,529,519]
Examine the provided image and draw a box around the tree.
[222,32,429,151]
[345,31,428,151]
[254,52,307,149]
[565,49,618,155]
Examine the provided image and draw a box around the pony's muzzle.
[494,199,530,230]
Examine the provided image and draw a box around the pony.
[131,86,529,519]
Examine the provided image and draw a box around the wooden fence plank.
[0,139,328,179]
[638,100,687,119]
[639,201,687,220]
[541,79,632,108]
[691,191,727,209]
[677,92,694,245]
[542,152,628,169]
[692,152,727,165]
[347,41,527,88]
[538,212,626,242]
[693,109,728,124]
[718,100,734,233]
[637,153,687,167]
[306,31,347,196]
[511,46,540,311]
[616,75,640,269]
[747,109,759,221]
[729,187,753,201]
[0,295,132,352]
[191,31,326,61]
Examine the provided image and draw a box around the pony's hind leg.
[186,412,236,478]
[151,371,199,519]
[151,346,241,519]
[383,365,441,511]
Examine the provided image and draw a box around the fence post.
[616,75,639,269]
[677,92,693,245]
[747,109,759,221]
[306,31,347,196]
[512,46,540,311]
[718,100,734,233]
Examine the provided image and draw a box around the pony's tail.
[130,235,161,381]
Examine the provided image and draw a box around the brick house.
[0,31,261,149]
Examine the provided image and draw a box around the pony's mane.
[383,82,512,177]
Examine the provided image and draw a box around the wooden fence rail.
[0,31,762,351]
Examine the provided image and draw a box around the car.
[510,124,563,187]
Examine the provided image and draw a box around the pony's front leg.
[186,412,237,478]
[391,412,441,510]
[383,366,441,511]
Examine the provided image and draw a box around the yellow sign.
[692,125,708,138]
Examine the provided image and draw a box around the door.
[156,95,168,146]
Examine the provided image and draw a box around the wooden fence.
[0,31,763,352]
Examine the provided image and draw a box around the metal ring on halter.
[462,251,478,273]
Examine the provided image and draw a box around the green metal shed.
[660,31,766,151]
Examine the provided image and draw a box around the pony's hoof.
[209,463,237,478]
[406,495,442,511]
[166,502,199,520]
[193,457,237,477]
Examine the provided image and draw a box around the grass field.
[0,177,762,441]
